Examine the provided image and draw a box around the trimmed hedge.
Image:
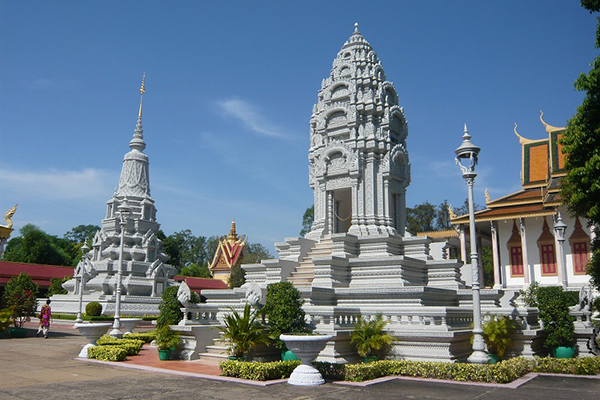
[219,357,600,383]
[96,335,144,356]
[220,360,301,380]
[534,356,600,375]
[87,345,128,361]
[123,331,157,344]
[85,301,103,316]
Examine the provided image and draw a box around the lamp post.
[455,124,488,364]
[75,243,90,324]
[553,212,568,290]
[110,203,131,338]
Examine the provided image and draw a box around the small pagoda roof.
[208,219,248,273]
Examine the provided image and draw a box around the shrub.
[218,304,268,357]
[0,307,15,333]
[350,314,394,358]
[156,286,182,329]
[123,331,157,343]
[47,276,71,296]
[312,361,346,380]
[262,282,308,351]
[534,356,600,375]
[537,286,575,349]
[480,315,516,357]
[2,273,38,328]
[85,301,103,316]
[219,360,301,380]
[87,345,128,361]
[155,325,181,350]
[96,335,144,355]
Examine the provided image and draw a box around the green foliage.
[519,281,540,307]
[218,304,268,357]
[299,205,314,237]
[2,272,38,328]
[243,243,274,264]
[180,263,212,278]
[219,360,301,380]
[534,356,600,375]
[480,315,515,358]
[350,314,394,358]
[559,2,600,291]
[3,224,75,266]
[96,335,144,355]
[63,225,100,245]
[0,307,15,333]
[228,265,246,289]
[343,357,534,383]
[156,286,183,329]
[262,282,308,351]
[87,345,128,361]
[123,331,157,343]
[47,275,71,296]
[85,301,103,317]
[406,201,436,234]
[537,286,575,349]
[155,325,181,350]
[480,247,494,287]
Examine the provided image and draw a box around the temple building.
[450,114,593,290]
[208,219,248,284]
[51,76,177,315]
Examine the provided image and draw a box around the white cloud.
[216,97,289,139]
[0,167,114,201]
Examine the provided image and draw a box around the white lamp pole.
[455,124,488,364]
[110,203,131,338]
[553,212,568,290]
[75,243,90,324]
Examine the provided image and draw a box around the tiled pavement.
[0,320,598,400]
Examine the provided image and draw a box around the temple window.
[537,218,557,276]
[569,217,590,275]
[507,221,524,277]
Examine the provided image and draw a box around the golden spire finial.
[138,73,145,119]
[228,218,239,242]
[485,188,491,205]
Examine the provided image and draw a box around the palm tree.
[218,304,268,359]
[350,314,394,361]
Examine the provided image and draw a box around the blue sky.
[0,1,597,253]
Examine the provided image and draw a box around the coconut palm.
[350,314,394,360]
[218,304,268,358]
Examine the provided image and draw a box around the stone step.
[196,353,229,366]
[205,345,228,355]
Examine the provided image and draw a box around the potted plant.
[2,273,38,338]
[262,282,308,360]
[481,315,515,363]
[0,307,15,337]
[218,303,268,360]
[155,325,180,361]
[350,314,393,363]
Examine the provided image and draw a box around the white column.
[490,221,502,288]
[398,187,407,236]
[327,191,333,235]
[458,225,467,263]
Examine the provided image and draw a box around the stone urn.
[74,323,112,358]
[120,318,142,335]
[280,334,333,386]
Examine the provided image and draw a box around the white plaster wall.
[497,208,592,288]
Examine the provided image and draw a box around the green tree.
[435,199,452,231]
[2,272,38,328]
[559,0,600,291]
[156,286,183,329]
[406,201,436,234]
[228,265,246,289]
[180,263,212,278]
[46,276,72,296]
[2,224,73,266]
[299,205,314,237]
[244,243,273,264]
[262,282,308,351]
[64,224,100,244]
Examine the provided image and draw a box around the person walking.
[37,299,52,338]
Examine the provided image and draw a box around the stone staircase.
[287,238,333,287]
[196,333,229,365]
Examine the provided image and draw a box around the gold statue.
[1,204,17,229]
[447,204,457,220]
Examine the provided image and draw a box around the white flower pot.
[74,323,112,358]
[280,334,333,386]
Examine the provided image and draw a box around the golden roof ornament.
[447,204,457,220]
[1,204,17,229]
[138,72,145,119]
[485,188,491,205]
[539,110,565,133]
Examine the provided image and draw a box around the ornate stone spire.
[117,74,150,198]
[306,25,410,239]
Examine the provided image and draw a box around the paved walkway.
[0,321,598,400]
